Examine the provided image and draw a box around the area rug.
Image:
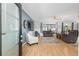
[41,37,63,44]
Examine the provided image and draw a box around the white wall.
[34,13,79,33]
[22,10,32,43]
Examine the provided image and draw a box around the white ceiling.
[22,3,79,21]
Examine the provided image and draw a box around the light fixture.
[54,16,56,20]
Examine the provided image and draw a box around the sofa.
[62,30,78,43]
[57,30,78,43]
[43,31,53,37]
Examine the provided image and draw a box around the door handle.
[2,33,6,35]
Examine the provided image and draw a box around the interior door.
[1,3,20,56]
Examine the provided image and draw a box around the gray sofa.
[62,30,78,43]
[43,31,53,37]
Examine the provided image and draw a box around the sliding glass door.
[0,4,2,56]
[1,3,20,56]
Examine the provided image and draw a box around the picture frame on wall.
[23,20,27,29]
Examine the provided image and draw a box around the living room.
[22,3,79,56]
[0,3,79,56]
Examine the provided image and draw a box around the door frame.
[0,3,2,56]
[15,3,22,56]
[0,3,22,56]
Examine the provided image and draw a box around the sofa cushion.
[28,31,35,36]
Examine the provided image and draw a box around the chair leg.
[29,44,31,46]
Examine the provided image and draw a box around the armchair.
[27,31,38,45]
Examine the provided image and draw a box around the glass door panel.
[2,3,19,56]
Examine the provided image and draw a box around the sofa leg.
[29,44,31,46]
[28,43,38,46]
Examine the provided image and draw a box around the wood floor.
[22,37,78,56]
